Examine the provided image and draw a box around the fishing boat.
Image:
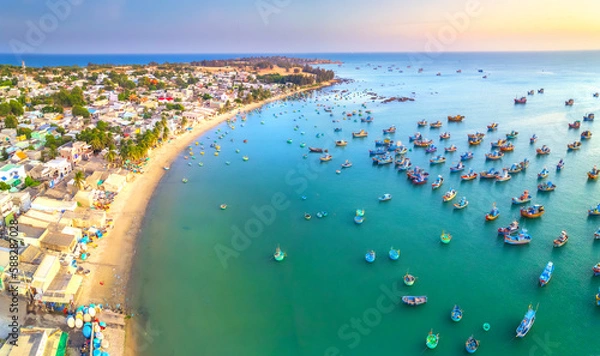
[430,120,443,128]
[417,120,428,127]
[581,131,592,139]
[414,139,433,147]
[508,163,523,174]
[485,203,500,221]
[530,134,538,144]
[431,175,444,189]
[365,250,376,263]
[588,204,600,216]
[556,159,565,171]
[408,132,422,141]
[537,167,549,179]
[352,129,368,138]
[516,304,536,337]
[439,132,451,140]
[369,148,387,156]
[448,114,465,122]
[539,261,554,286]
[383,126,396,134]
[396,159,412,171]
[468,137,483,145]
[425,144,438,153]
[450,305,463,322]
[220,204,228,210]
[528,90,535,95]
[320,154,333,162]
[500,142,515,152]
[504,229,532,245]
[316,211,328,218]
[402,296,427,306]
[395,145,409,155]
[496,169,511,182]
[568,120,581,129]
[163,166,170,170]
[594,228,600,240]
[242,156,249,161]
[429,155,446,164]
[274,245,286,261]
[498,220,519,235]
[426,330,439,349]
[454,196,469,209]
[465,335,480,354]
[360,116,374,123]
[565,98,574,106]
[442,189,457,202]
[538,181,556,192]
[506,130,519,139]
[182,178,188,183]
[553,230,568,247]
[376,155,394,165]
[308,147,325,153]
[440,231,452,244]
[567,141,582,150]
[460,152,474,161]
[445,145,457,152]
[588,166,600,179]
[520,158,530,169]
[334,127,342,132]
[594,263,600,276]
[335,140,348,146]
[480,168,499,179]
[487,122,498,131]
[596,288,600,306]
[379,193,392,202]
[512,190,532,204]
[583,113,594,121]
[461,169,478,181]
[341,160,352,168]
[403,273,416,286]
[412,174,429,185]
[521,204,545,218]
[536,145,551,155]
[491,139,507,148]
[388,248,400,260]
[407,167,429,180]
[449,162,465,172]
[485,150,504,160]
[514,96,527,104]
[304,212,312,220]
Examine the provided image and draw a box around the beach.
[74,82,335,356]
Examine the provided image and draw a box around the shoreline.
[76,81,336,356]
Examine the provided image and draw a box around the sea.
[8,51,600,355]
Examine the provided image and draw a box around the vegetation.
[24,176,41,188]
[0,182,10,191]
[73,170,85,190]
[72,105,90,118]
[3,115,18,128]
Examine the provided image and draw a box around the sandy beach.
[74,82,335,356]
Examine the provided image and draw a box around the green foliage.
[42,106,63,114]
[0,182,10,191]
[4,115,18,128]
[1,148,8,161]
[77,127,114,152]
[53,87,86,107]
[0,102,10,116]
[24,176,41,188]
[17,127,32,139]
[202,93,212,100]
[72,105,90,118]
[165,103,184,111]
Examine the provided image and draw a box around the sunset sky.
[1,0,599,54]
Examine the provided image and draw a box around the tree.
[106,150,117,163]
[17,127,32,139]
[47,145,59,159]
[24,176,41,188]
[4,115,18,128]
[72,105,90,118]
[9,100,23,116]
[1,147,8,161]
[0,102,10,116]
[0,182,10,191]
[73,170,85,190]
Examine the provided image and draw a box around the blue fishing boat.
[530,134,538,144]
[556,159,564,171]
[538,167,549,179]
[504,229,532,245]
[408,132,422,141]
[583,113,595,121]
[365,250,376,263]
[369,148,387,156]
[440,231,452,244]
[596,288,600,306]
[539,261,554,286]
[316,211,328,218]
[454,196,469,209]
[449,162,465,172]
[516,304,536,337]
[379,193,392,201]
[426,330,439,349]
[388,248,400,260]
[402,296,427,306]
[429,155,445,164]
[512,190,531,204]
[431,175,444,189]
[506,130,519,139]
[465,335,480,353]
[274,245,286,261]
[425,144,438,153]
[485,203,500,221]
[451,305,463,322]
[498,220,519,235]
[460,151,474,161]
[334,127,342,132]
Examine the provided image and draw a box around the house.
[41,158,72,182]
[30,254,60,292]
[30,196,77,213]
[10,150,28,163]
[11,190,32,212]
[0,327,69,356]
[61,210,106,229]
[0,163,26,188]
[39,230,78,254]
[13,223,48,248]
[102,173,127,192]
[0,193,14,217]
[59,141,90,168]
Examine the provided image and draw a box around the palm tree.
[73,170,85,190]
[48,146,58,159]
[106,150,117,163]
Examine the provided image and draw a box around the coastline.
[76,81,336,356]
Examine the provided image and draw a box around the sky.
[1,0,599,54]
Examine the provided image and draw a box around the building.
[0,193,14,217]
[41,158,72,182]
[0,163,26,188]
[59,141,90,168]
[0,327,68,356]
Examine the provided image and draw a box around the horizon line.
[2,49,600,56]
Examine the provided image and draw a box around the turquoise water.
[129,52,600,355]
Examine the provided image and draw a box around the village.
[0,58,335,355]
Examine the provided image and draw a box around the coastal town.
[0,57,336,356]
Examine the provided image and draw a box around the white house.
[41,158,72,182]
[0,163,26,187]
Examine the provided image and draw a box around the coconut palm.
[106,150,117,163]
[73,170,85,190]
[47,146,59,159]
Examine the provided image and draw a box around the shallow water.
[129,52,600,355]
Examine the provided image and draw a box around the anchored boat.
[402,296,427,306]
[504,229,532,245]
[485,203,500,221]
[539,261,554,286]
[388,248,400,260]
[516,304,536,338]
[440,231,452,244]
[465,335,480,354]
[451,305,463,322]
[426,330,439,349]
[521,204,545,218]
[274,245,286,261]
[403,273,416,286]
[365,250,376,263]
